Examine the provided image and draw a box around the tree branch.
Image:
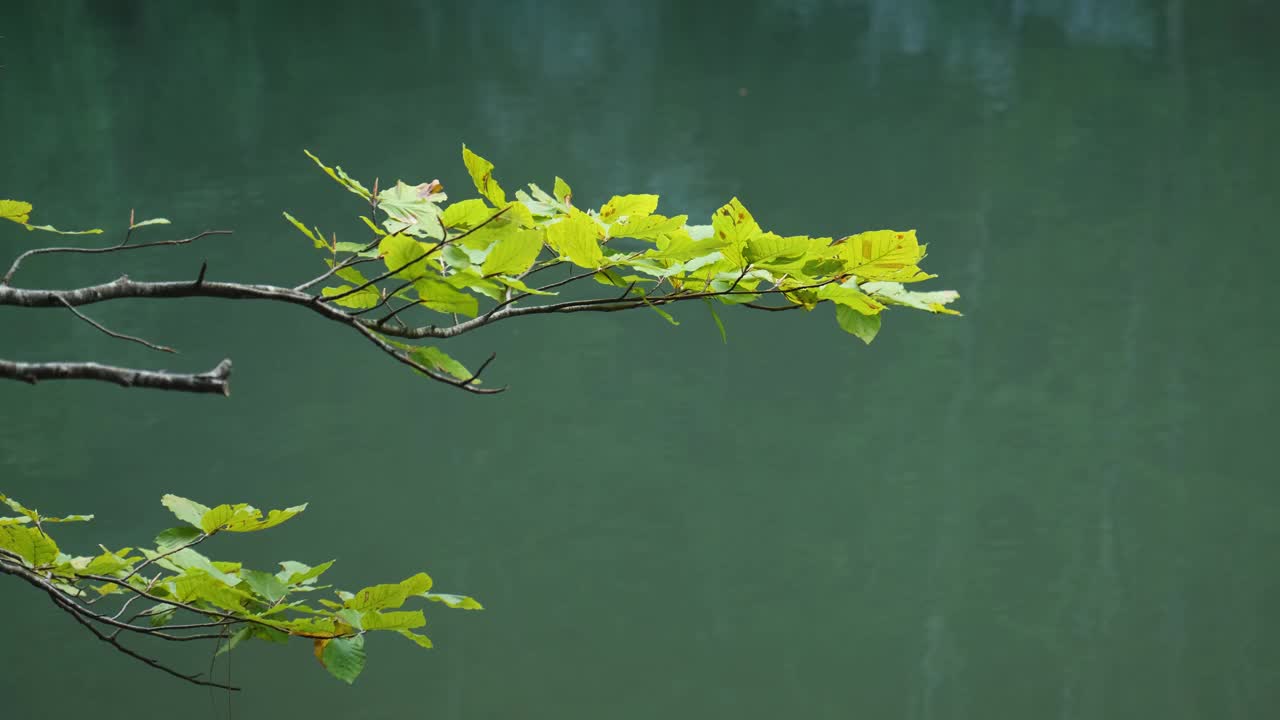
[0,358,232,395]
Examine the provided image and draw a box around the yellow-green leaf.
[462,145,506,206]
[379,233,436,279]
[609,213,688,241]
[0,525,59,566]
[345,573,433,612]
[481,228,544,277]
[303,150,371,199]
[816,283,885,316]
[600,194,658,223]
[834,230,934,283]
[546,210,604,269]
[409,346,474,382]
[360,609,426,631]
[554,177,572,205]
[443,198,492,229]
[0,200,33,225]
[321,284,381,309]
[412,278,479,317]
[397,629,434,648]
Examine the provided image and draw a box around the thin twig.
[57,296,177,353]
[2,230,232,285]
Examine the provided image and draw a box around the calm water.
[3,1,1279,717]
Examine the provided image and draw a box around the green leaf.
[378,233,435,279]
[321,285,381,310]
[608,213,688,241]
[0,200,33,224]
[321,636,366,684]
[242,569,289,603]
[743,233,811,265]
[443,198,493,229]
[816,283,885,316]
[155,526,203,552]
[600,194,658,223]
[481,228,544,277]
[0,525,59,566]
[397,629,434,648]
[553,177,572,205]
[835,304,881,344]
[200,503,307,533]
[277,560,335,586]
[360,609,426,631]
[409,347,474,382]
[345,573,433,612]
[423,592,483,610]
[494,275,558,296]
[283,212,326,249]
[706,300,728,343]
[378,180,446,239]
[171,570,251,612]
[303,150,371,199]
[22,223,103,235]
[461,145,506,206]
[412,278,479,317]
[160,495,211,528]
[129,217,170,230]
[334,266,369,285]
[546,210,603,269]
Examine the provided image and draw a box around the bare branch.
[0,358,232,395]
[1,230,233,285]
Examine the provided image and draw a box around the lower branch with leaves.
[0,492,479,688]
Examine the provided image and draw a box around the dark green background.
[3,1,1278,717]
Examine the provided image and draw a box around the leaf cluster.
[288,146,957,374]
[0,492,479,684]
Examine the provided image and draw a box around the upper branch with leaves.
[0,146,958,397]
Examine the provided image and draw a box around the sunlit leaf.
[608,213,688,241]
[378,180,446,239]
[553,177,572,205]
[345,573,433,612]
[834,230,934,283]
[283,212,327,249]
[0,525,59,566]
[462,145,506,206]
[0,200,33,224]
[303,150,371,199]
[600,194,658,223]
[321,284,381,309]
[481,228,543,277]
[546,209,603,269]
[442,198,492,229]
[129,217,170,230]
